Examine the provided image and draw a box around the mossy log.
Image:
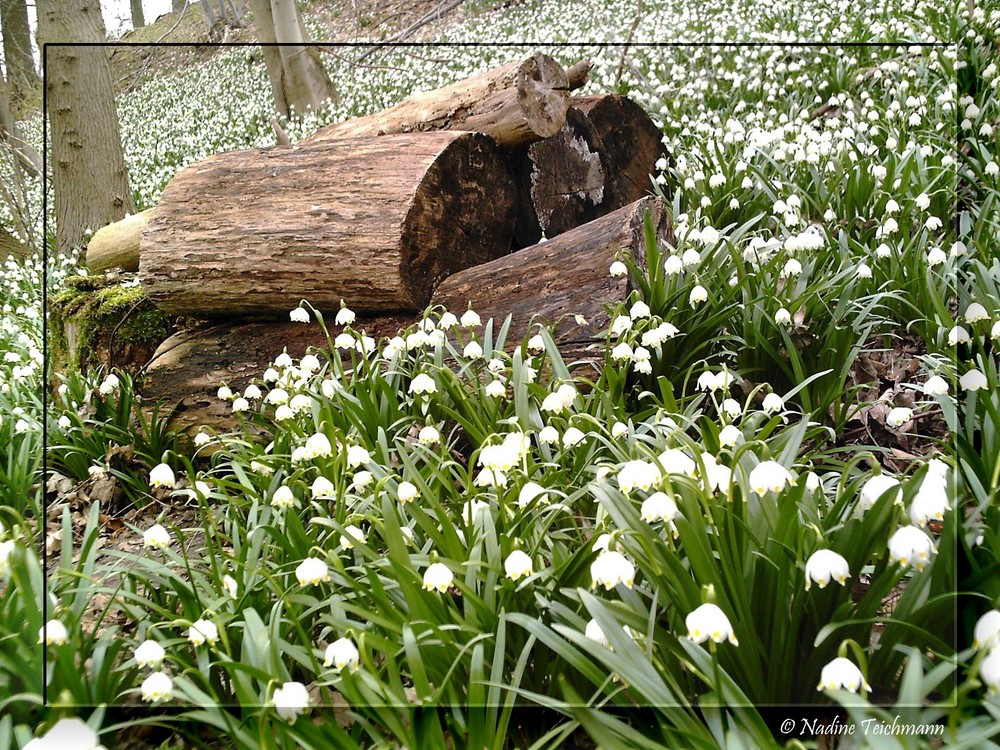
[139,132,517,319]
[141,315,414,437]
[301,53,579,149]
[48,275,177,376]
[86,209,155,273]
[511,94,668,247]
[431,196,672,357]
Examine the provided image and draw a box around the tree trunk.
[251,0,335,117]
[86,209,154,273]
[511,94,667,247]
[432,196,672,357]
[142,315,414,439]
[172,0,186,11]
[511,106,607,247]
[130,0,145,27]
[0,64,41,177]
[140,132,517,318]
[302,53,572,149]
[0,0,39,107]
[38,0,135,256]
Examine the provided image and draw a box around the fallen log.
[142,315,414,438]
[139,132,516,319]
[301,53,574,149]
[86,209,155,273]
[511,106,607,248]
[511,94,667,247]
[0,224,32,260]
[571,95,668,208]
[432,196,672,357]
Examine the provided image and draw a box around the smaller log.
[511,94,668,248]
[571,95,669,208]
[302,53,571,149]
[566,60,592,90]
[141,315,414,437]
[86,209,155,273]
[432,196,672,357]
[0,224,32,260]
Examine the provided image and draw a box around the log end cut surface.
[515,53,571,140]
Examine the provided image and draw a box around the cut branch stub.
[86,208,154,273]
[301,53,571,149]
[139,131,516,318]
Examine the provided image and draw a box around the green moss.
[49,275,174,375]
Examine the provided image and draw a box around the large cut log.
[301,53,573,149]
[512,94,668,248]
[139,132,517,319]
[142,315,414,438]
[432,196,672,358]
[86,209,154,273]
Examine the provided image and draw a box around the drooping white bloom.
[517,482,549,508]
[960,369,988,391]
[611,342,633,361]
[859,474,902,510]
[804,550,850,590]
[629,301,651,319]
[346,445,371,468]
[484,379,506,398]
[720,400,740,420]
[974,610,1000,650]
[409,373,437,395]
[888,526,937,570]
[762,393,784,413]
[272,681,310,723]
[296,557,330,586]
[231,397,250,413]
[148,463,175,488]
[352,471,373,491]
[617,460,661,494]
[143,524,171,550]
[339,525,366,550]
[423,562,454,592]
[585,618,611,648]
[748,461,793,494]
[396,480,419,504]
[324,637,360,672]
[0,539,15,578]
[909,473,951,527]
[658,448,697,477]
[538,425,560,444]
[611,422,629,438]
[222,574,238,598]
[922,376,949,395]
[527,334,545,352]
[270,485,297,509]
[504,550,534,581]
[418,425,440,444]
[885,407,914,428]
[39,620,69,646]
[965,302,989,323]
[610,315,633,336]
[774,307,792,325]
[562,427,586,447]
[718,424,743,447]
[134,639,166,669]
[141,671,173,703]
[463,340,484,359]
[817,657,870,693]
[982,649,1000,695]
[948,326,970,346]
[335,306,356,326]
[463,498,490,524]
[590,551,635,590]
[28,718,105,750]
[303,433,333,459]
[243,384,262,400]
[685,603,738,645]
[188,619,219,646]
[689,285,708,305]
[289,307,310,323]
[311,476,335,500]
[609,261,627,277]
[641,492,678,524]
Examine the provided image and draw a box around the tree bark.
[0,0,39,107]
[140,132,517,318]
[0,64,41,177]
[142,315,413,439]
[511,94,667,247]
[38,0,136,255]
[0,223,31,260]
[302,53,571,149]
[86,209,154,273]
[130,0,146,27]
[172,0,186,11]
[432,196,672,356]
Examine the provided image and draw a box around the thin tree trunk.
[0,0,39,106]
[0,65,41,177]
[267,0,336,115]
[249,0,289,117]
[172,0,186,11]
[130,0,145,27]
[37,0,136,254]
